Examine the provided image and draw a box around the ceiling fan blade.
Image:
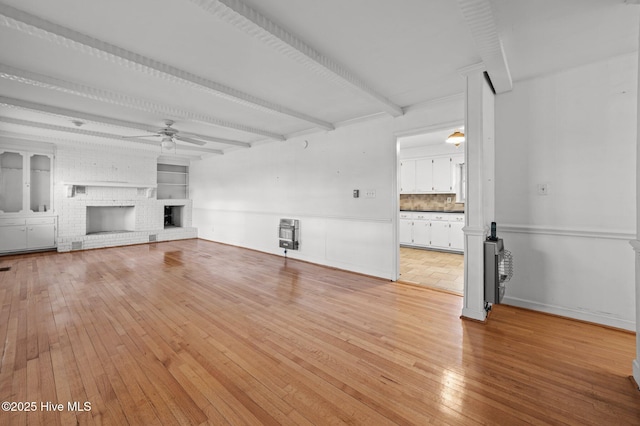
[121,134,159,139]
[175,136,207,146]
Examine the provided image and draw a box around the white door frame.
[393,120,465,282]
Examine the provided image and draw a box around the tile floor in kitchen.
[399,247,464,295]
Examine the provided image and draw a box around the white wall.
[191,97,464,279]
[495,53,637,330]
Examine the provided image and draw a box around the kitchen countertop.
[400,210,464,213]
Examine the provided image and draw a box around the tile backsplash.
[400,194,464,212]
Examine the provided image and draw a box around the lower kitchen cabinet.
[0,216,57,253]
[399,212,464,253]
[399,217,413,245]
[413,219,430,246]
[449,220,465,251]
[430,219,450,249]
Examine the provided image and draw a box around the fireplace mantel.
[62,181,157,198]
[62,181,157,188]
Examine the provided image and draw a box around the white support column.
[633,13,640,388]
[633,241,640,387]
[461,64,495,322]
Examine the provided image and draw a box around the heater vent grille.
[149,234,157,242]
[71,241,83,250]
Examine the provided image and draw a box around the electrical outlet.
[364,189,376,198]
[446,197,452,203]
[353,189,360,198]
[537,183,548,195]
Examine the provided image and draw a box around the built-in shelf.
[157,163,188,200]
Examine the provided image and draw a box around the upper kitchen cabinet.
[415,158,434,192]
[0,149,53,215]
[400,155,461,194]
[400,160,416,194]
[432,157,453,192]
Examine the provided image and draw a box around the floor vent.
[0,267,11,272]
[149,234,157,242]
[71,241,83,250]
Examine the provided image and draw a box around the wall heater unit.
[484,237,513,304]
[278,218,299,250]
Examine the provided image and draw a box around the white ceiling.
[0,0,637,159]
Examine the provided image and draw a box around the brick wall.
[55,145,196,251]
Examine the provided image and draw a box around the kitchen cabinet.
[399,160,416,194]
[412,213,430,246]
[399,217,413,244]
[0,217,56,253]
[399,212,430,246]
[449,218,465,251]
[400,155,459,194]
[432,157,453,192]
[414,158,433,192]
[0,150,53,214]
[399,212,464,253]
[430,215,450,249]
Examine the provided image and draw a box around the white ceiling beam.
[188,0,404,117]
[0,63,285,141]
[0,96,156,133]
[0,116,224,155]
[0,96,245,150]
[179,133,251,148]
[0,3,334,130]
[457,0,513,93]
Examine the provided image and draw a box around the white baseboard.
[502,296,635,331]
[461,307,486,322]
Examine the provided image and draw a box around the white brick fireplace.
[54,145,196,252]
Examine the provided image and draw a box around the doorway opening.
[396,125,466,294]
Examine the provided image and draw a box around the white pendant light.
[446,130,465,147]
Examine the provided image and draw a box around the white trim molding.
[500,224,635,241]
[503,296,635,332]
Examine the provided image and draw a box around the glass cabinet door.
[0,151,24,213]
[29,154,51,213]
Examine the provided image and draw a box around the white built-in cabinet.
[399,212,464,253]
[400,154,464,195]
[0,148,57,253]
[0,217,57,252]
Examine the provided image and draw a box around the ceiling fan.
[122,120,207,150]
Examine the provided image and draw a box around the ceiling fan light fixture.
[161,136,176,151]
[446,130,465,147]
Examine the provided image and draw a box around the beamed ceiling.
[0,0,637,160]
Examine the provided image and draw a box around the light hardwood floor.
[0,239,638,425]
[399,247,464,294]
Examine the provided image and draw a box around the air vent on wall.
[149,234,157,242]
[71,241,83,250]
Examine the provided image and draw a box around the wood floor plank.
[0,240,638,425]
